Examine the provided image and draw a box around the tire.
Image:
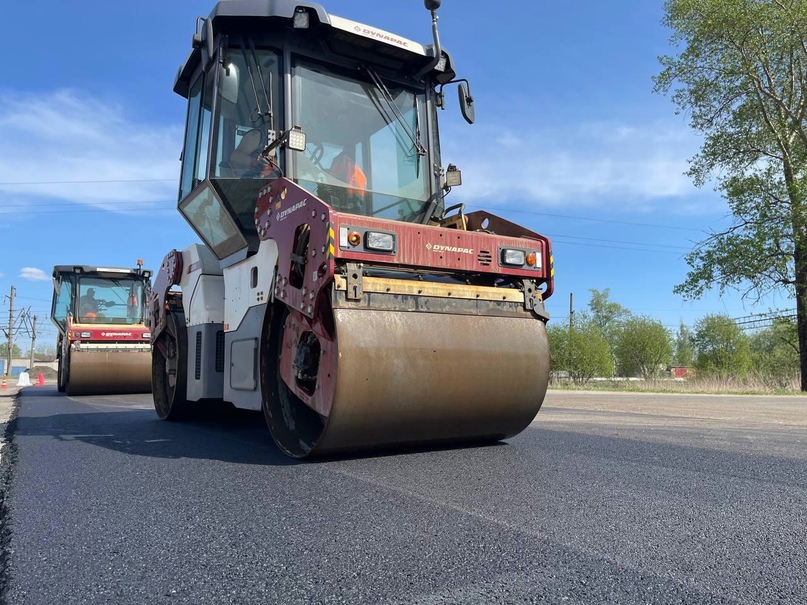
[57,352,67,393]
[261,304,326,458]
[152,311,189,420]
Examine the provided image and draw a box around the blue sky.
[0,0,793,352]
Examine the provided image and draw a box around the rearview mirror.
[458,82,474,124]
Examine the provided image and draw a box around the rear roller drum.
[152,311,188,420]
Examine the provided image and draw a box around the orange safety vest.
[329,153,367,195]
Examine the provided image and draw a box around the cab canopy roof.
[52,265,153,279]
[174,0,455,97]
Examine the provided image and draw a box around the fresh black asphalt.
[1,387,805,604]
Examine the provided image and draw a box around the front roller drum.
[65,350,152,396]
[264,308,550,458]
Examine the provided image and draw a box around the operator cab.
[174,0,470,263]
[51,265,153,327]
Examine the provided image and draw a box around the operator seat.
[220,129,279,178]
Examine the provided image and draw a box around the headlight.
[286,126,307,151]
[141,332,151,339]
[365,231,395,252]
[79,332,92,338]
[501,248,526,266]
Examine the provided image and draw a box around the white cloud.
[440,119,718,213]
[0,89,718,218]
[0,89,182,213]
[19,267,50,281]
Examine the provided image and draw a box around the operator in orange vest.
[328,149,367,195]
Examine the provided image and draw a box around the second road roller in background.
[52,261,153,396]
[150,0,555,458]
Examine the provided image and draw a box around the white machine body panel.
[223,240,278,333]
[189,276,225,326]
[177,244,225,326]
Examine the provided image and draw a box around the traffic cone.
[37,373,45,386]
[1,377,6,389]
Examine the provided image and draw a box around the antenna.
[419,0,443,75]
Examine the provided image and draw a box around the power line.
[466,205,706,232]
[550,238,683,255]
[732,310,796,330]
[0,205,175,216]
[547,232,690,251]
[2,199,175,209]
[0,178,175,186]
[2,177,708,234]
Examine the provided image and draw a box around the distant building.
[670,366,689,379]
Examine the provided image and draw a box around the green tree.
[749,317,800,386]
[654,0,807,389]
[588,288,631,338]
[568,320,614,385]
[673,321,695,367]
[547,323,569,374]
[0,342,24,359]
[587,288,631,375]
[693,314,752,378]
[35,343,57,359]
[615,316,674,379]
[546,320,612,384]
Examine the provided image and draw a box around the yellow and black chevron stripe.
[327,224,335,259]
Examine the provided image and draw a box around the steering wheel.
[368,197,421,220]
[308,143,326,169]
[297,144,331,184]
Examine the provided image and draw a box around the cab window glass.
[51,278,72,330]
[77,278,146,325]
[291,58,429,222]
[180,75,205,199]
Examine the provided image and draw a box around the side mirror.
[204,18,215,67]
[458,82,475,125]
[220,63,239,104]
[192,18,216,68]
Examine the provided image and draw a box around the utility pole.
[29,315,37,370]
[5,286,15,377]
[568,292,574,378]
[569,292,574,333]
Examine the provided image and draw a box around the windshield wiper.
[362,65,426,157]
[238,38,274,131]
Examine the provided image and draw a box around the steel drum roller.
[66,350,152,396]
[269,308,550,457]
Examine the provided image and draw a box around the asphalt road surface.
[1,387,805,604]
